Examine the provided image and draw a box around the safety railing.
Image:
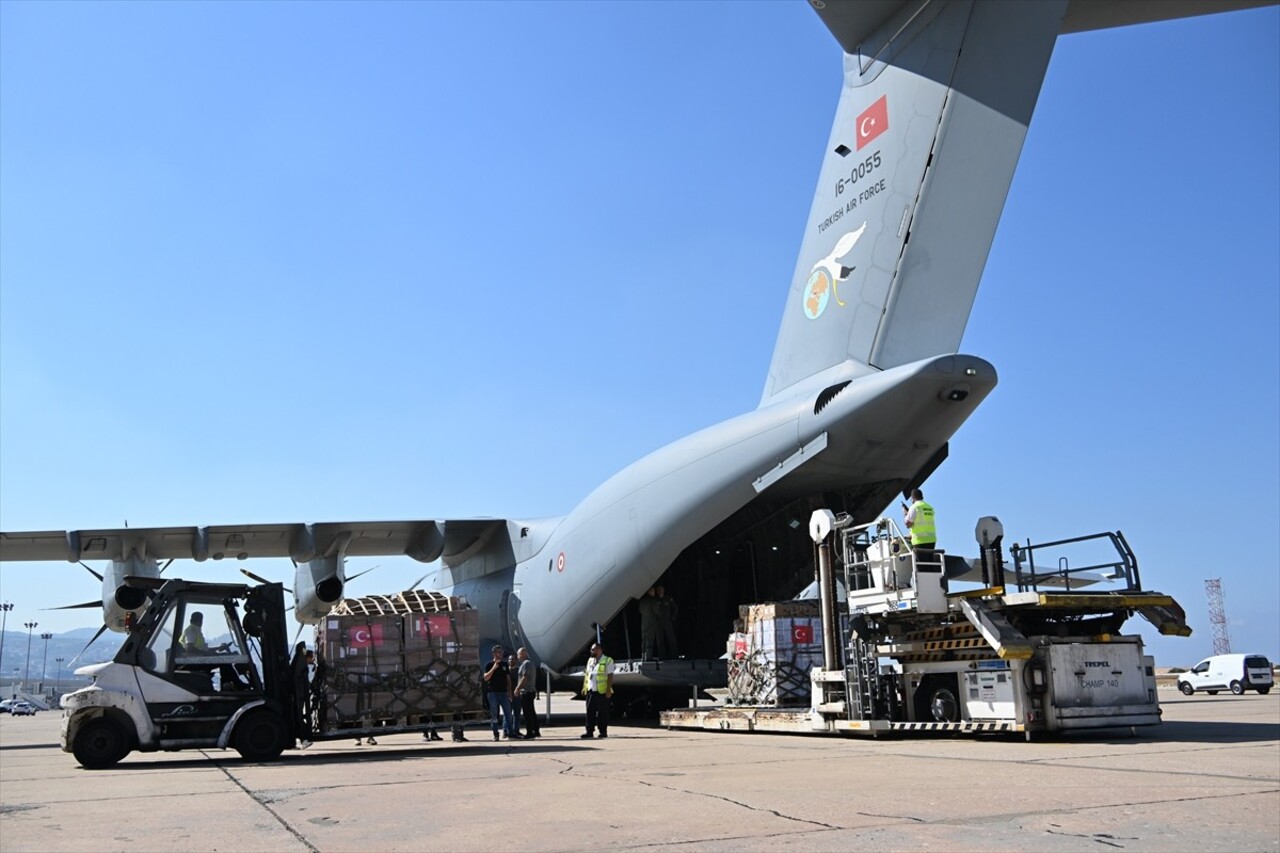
[1008,531,1139,593]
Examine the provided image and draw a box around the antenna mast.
[1204,578,1231,655]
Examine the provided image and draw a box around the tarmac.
[1,690,1276,853]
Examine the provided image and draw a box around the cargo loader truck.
[60,577,485,768]
[662,510,1191,739]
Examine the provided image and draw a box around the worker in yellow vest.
[580,642,615,739]
[903,488,937,550]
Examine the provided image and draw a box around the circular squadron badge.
[803,268,832,320]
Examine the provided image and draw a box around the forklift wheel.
[234,710,289,761]
[73,718,132,769]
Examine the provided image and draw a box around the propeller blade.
[67,624,109,667]
[78,562,104,582]
[46,600,103,611]
[346,564,379,582]
[239,567,291,592]
[407,572,430,590]
[159,558,174,573]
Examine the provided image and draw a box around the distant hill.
[0,628,126,681]
[62,627,110,640]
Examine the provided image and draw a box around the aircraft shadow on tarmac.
[1145,719,1280,744]
[1045,719,1280,746]
[50,742,597,771]
[0,742,60,752]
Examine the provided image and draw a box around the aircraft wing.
[812,0,1277,54]
[0,519,512,568]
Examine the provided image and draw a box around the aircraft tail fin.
[761,0,1065,404]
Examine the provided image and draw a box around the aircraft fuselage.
[442,353,995,670]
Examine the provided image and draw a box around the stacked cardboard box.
[316,590,483,727]
[728,600,846,706]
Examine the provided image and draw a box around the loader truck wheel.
[1230,681,1245,695]
[73,718,131,769]
[913,675,961,723]
[929,687,960,723]
[1179,682,1194,696]
[1258,687,1271,695]
[234,710,288,761]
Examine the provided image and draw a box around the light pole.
[23,622,37,686]
[0,603,12,691]
[54,657,65,693]
[40,632,53,687]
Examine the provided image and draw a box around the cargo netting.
[312,591,483,730]
[331,589,465,616]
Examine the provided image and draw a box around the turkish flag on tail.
[856,95,889,150]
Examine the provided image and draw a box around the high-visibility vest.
[181,623,206,651]
[909,501,936,546]
[581,656,613,695]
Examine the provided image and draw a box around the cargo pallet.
[663,705,1023,736]
[321,709,492,739]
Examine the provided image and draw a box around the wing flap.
[1,519,513,565]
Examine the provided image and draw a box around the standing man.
[515,647,541,739]
[580,642,614,739]
[483,645,517,741]
[638,588,659,661]
[655,585,679,659]
[507,653,523,735]
[902,488,937,550]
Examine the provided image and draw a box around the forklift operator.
[177,610,249,692]
[180,611,230,655]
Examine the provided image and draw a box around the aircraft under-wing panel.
[0,519,519,564]
[2,0,1274,688]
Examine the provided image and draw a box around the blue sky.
[1,1,1276,666]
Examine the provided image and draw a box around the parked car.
[0,699,17,713]
[9,701,37,716]
[1178,654,1274,695]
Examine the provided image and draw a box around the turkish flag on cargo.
[426,613,452,639]
[348,623,384,648]
[792,625,814,644]
[856,95,889,150]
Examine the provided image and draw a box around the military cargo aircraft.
[2,0,1274,703]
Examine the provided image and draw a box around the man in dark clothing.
[638,587,659,660]
[655,585,679,658]
[483,644,517,740]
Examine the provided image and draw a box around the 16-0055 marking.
[835,150,882,197]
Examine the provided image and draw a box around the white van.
[1177,654,1273,695]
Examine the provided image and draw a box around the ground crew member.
[903,488,937,550]
[638,587,659,660]
[580,642,614,739]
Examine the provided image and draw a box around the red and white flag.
[792,624,814,644]
[856,95,889,150]
[348,623,384,649]
[427,613,452,639]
